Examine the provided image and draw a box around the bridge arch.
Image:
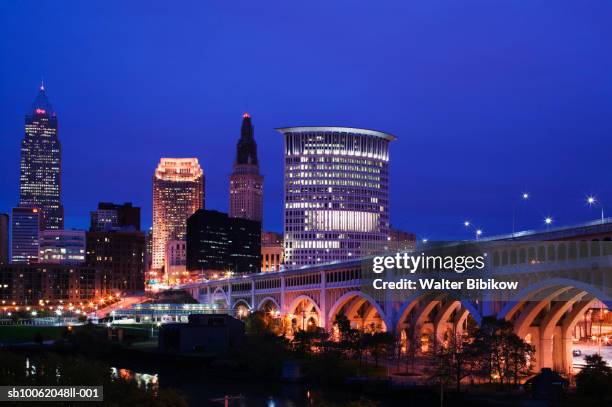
[287,295,323,330]
[498,277,611,321]
[496,277,610,374]
[327,291,387,332]
[232,299,252,319]
[233,299,252,309]
[257,296,281,313]
[395,293,482,353]
[211,287,230,308]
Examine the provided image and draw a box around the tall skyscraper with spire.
[229,113,263,223]
[19,83,63,230]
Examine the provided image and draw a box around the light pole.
[587,196,604,223]
[464,221,483,241]
[512,192,530,238]
[544,217,553,231]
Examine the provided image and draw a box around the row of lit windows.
[289,155,386,167]
[287,165,382,175]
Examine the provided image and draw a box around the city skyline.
[1,2,611,240]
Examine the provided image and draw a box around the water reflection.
[110,367,159,394]
[19,356,341,406]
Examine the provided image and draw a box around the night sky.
[1,1,611,240]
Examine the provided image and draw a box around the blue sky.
[1,1,611,240]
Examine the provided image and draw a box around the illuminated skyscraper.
[19,83,63,230]
[152,158,204,272]
[11,207,41,264]
[277,127,395,267]
[229,113,263,222]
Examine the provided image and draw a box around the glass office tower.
[277,127,395,267]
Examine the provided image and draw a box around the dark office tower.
[0,214,8,264]
[145,227,153,272]
[229,113,263,222]
[19,83,63,230]
[90,202,141,231]
[86,230,145,294]
[11,207,41,264]
[186,209,261,274]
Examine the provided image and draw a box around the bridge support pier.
[539,336,554,370]
[561,336,573,374]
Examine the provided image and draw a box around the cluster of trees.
[575,353,612,405]
[429,317,535,391]
[245,311,537,389]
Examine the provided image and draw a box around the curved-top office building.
[277,127,395,267]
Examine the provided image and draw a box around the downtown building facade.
[11,207,41,264]
[152,158,204,273]
[90,202,140,231]
[165,240,187,285]
[0,264,100,305]
[0,214,8,264]
[186,209,261,275]
[85,230,145,294]
[261,231,284,272]
[39,229,86,264]
[388,227,417,252]
[86,202,145,294]
[229,113,263,222]
[18,84,63,230]
[277,127,395,267]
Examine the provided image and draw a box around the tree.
[505,333,535,386]
[468,317,534,387]
[362,332,393,367]
[335,313,352,340]
[428,331,476,391]
[576,354,612,405]
[292,328,328,356]
[244,310,274,336]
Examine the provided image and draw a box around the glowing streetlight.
[544,217,553,230]
[512,192,530,237]
[464,221,483,240]
[586,196,604,223]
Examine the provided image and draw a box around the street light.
[464,221,483,240]
[544,217,553,231]
[586,196,604,223]
[512,192,530,237]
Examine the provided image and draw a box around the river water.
[109,359,344,406]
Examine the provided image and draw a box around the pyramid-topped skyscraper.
[19,83,63,230]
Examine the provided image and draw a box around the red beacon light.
[243,112,250,119]
[35,108,46,114]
